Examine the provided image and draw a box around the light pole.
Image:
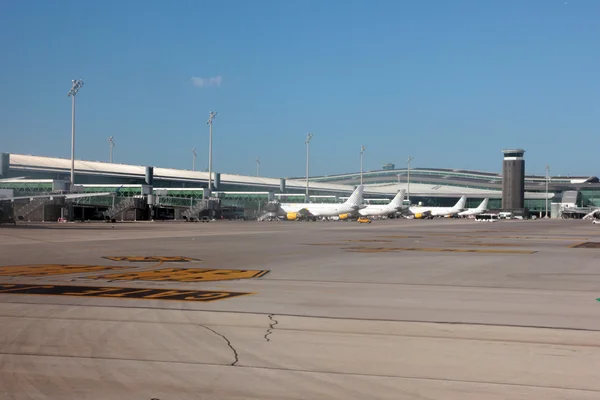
[305,133,314,202]
[207,111,218,191]
[108,136,115,163]
[256,157,260,177]
[407,156,414,204]
[67,79,84,188]
[360,145,366,185]
[545,164,550,218]
[192,148,197,171]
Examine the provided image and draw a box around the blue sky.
[1,0,599,178]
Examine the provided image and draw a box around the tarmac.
[1,218,599,399]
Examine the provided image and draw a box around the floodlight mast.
[407,155,414,203]
[545,164,550,218]
[108,136,115,163]
[360,145,366,185]
[192,148,197,171]
[207,111,218,191]
[305,133,314,202]
[256,157,260,177]
[67,79,84,188]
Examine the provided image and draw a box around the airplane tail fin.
[454,196,467,210]
[344,185,364,207]
[478,198,489,211]
[390,189,406,208]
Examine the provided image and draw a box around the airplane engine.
[286,212,299,221]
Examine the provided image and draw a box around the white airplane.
[404,196,467,219]
[458,198,489,218]
[279,185,364,220]
[359,190,406,217]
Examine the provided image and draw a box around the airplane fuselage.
[280,203,358,217]
[458,209,484,217]
[408,206,461,217]
[359,205,399,217]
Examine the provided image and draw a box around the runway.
[1,219,599,399]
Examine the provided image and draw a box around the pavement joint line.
[256,278,600,293]
[2,314,600,348]
[1,351,599,393]
[343,247,536,254]
[3,300,600,332]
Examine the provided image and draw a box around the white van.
[475,213,499,222]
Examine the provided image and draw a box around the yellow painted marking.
[0,283,251,302]
[345,247,536,254]
[88,268,270,282]
[345,239,394,243]
[0,265,128,277]
[445,242,528,247]
[0,285,55,293]
[569,242,600,249]
[102,256,201,263]
[376,235,423,239]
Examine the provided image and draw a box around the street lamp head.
[207,110,218,124]
[360,145,366,153]
[68,79,84,97]
[305,133,314,144]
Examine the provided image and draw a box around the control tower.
[501,149,525,209]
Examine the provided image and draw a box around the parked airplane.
[358,190,406,218]
[458,198,489,218]
[279,185,364,220]
[404,196,467,219]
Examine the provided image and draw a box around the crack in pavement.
[264,314,278,342]
[198,324,239,366]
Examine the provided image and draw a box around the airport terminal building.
[307,151,600,215]
[1,151,599,221]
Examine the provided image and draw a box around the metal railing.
[14,197,55,220]
[104,197,137,220]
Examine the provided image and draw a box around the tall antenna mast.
[108,136,115,163]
